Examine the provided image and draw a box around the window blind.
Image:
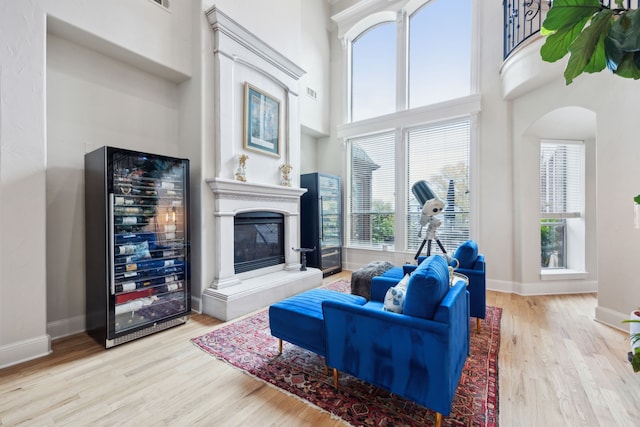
[540,141,584,219]
[406,119,471,253]
[348,131,396,247]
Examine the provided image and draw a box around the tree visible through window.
[407,120,471,253]
[348,132,395,247]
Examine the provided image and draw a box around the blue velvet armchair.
[381,240,486,332]
[322,256,470,427]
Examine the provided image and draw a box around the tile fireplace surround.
[202,178,322,321]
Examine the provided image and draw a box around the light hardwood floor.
[1,272,639,426]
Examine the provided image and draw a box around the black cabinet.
[85,147,190,347]
[300,173,342,277]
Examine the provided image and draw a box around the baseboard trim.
[47,315,85,340]
[0,334,51,369]
[595,305,629,333]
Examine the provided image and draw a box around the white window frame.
[539,139,586,277]
[336,0,480,254]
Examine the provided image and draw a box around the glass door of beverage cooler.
[319,174,341,249]
[109,152,189,338]
[318,174,341,275]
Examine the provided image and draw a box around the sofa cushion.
[403,256,449,319]
[453,240,478,269]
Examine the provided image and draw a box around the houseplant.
[623,308,640,372]
[540,0,640,84]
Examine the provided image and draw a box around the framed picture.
[243,82,281,157]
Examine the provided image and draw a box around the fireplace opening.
[234,211,285,274]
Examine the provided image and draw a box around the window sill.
[540,269,588,281]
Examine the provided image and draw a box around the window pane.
[409,0,471,108]
[348,132,396,247]
[540,141,584,270]
[541,219,566,268]
[407,119,471,255]
[540,142,584,216]
[351,22,396,122]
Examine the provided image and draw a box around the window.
[407,119,471,252]
[540,141,585,270]
[347,132,396,247]
[342,0,476,254]
[351,22,397,122]
[409,0,472,108]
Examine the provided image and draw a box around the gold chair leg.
[476,317,481,334]
[333,368,339,389]
[435,412,443,427]
[278,338,282,354]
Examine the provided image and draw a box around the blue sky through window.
[410,0,471,107]
[351,22,397,121]
[351,0,472,120]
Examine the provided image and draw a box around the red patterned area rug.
[191,279,501,427]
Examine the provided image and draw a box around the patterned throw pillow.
[383,274,410,313]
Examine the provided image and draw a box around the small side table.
[292,247,315,271]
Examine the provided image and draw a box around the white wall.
[0,0,49,367]
[202,0,301,65]
[300,0,332,135]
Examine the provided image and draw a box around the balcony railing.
[503,0,549,59]
[504,1,640,60]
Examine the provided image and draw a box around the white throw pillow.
[383,274,410,313]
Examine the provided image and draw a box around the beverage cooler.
[84,147,190,348]
[300,172,342,276]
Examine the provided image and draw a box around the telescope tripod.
[413,220,447,261]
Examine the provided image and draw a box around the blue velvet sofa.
[379,240,486,332]
[322,256,470,427]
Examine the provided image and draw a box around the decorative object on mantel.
[292,247,315,271]
[623,307,640,372]
[235,154,248,182]
[279,163,292,187]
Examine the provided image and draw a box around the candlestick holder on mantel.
[292,247,315,271]
[235,154,248,182]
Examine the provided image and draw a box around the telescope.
[412,180,447,260]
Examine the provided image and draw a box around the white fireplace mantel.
[202,177,322,321]
[207,177,307,204]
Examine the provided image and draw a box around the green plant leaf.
[564,10,614,84]
[634,194,640,204]
[584,29,608,73]
[613,52,640,79]
[605,14,629,71]
[621,9,640,52]
[541,16,592,62]
[542,0,602,32]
